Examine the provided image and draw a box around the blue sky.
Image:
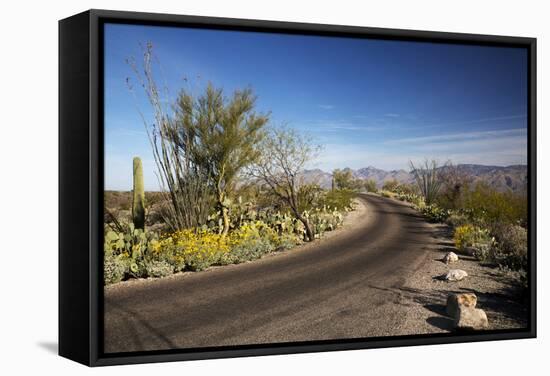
[104,23,528,191]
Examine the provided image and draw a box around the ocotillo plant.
[132,157,146,230]
[409,159,443,205]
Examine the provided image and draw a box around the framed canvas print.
[59,9,536,366]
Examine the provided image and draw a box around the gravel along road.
[103,194,467,353]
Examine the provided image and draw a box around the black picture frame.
[59,9,537,367]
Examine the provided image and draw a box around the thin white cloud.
[311,125,527,172]
[385,128,526,145]
[299,120,387,132]
[385,113,400,117]
[417,114,527,130]
[326,124,386,131]
[318,104,335,110]
[312,145,415,171]
[412,135,526,153]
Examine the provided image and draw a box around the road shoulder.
[396,222,528,334]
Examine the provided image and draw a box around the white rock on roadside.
[446,293,477,319]
[454,306,489,330]
[443,252,459,264]
[444,269,468,281]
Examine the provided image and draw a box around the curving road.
[104,194,439,353]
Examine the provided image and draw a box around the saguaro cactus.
[132,157,145,230]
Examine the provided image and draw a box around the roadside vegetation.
[104,45,354,285]
[379,160,528,282]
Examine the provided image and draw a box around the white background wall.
[0,0,547,373]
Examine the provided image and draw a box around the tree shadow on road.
[401,288,455,331]
[368,284,456,332]
[105,300,179,353]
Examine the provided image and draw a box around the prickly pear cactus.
[132,157,146,229]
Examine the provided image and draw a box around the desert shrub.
[394,183,417,196]
[104,252,128,285]
[453,224,494,260]
[231,222,281,253]
[226,239,274,264]
[155,221,300,272]
[103,225,161,282]
[322,189,355,211]
[445,212,469,228]
[395,192,424,207]
[462,183,527,226]
[275,233,302,250]
[454,224,475,250]
[409,194,425,207]
[382,180,400,192]
[145,260,174,278]
[208,192,348,242]
[419,204,451,223]
[454,222,527,270]
[379,190,396,199]
[145,200,172,229]
[491,224,528,271]
[379,183,420,201]
[224,228,275,264]
[158,229,231,271]
[208,202,302,239]
[297,183,324,213]
[332,169,363,191]
[104,225,159,256]
[307,208,344,238]
[364,179,377,193]
[436,164,472,210]
[261,211,306,238]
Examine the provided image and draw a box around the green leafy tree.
[332,169,362,191]
[364,179,377,193]
[463,182,527,227]
[436,163,472,210]
[174,84,269,236]
[297,183,324,213]
[248,127,321,241]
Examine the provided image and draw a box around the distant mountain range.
[301,164,528,193]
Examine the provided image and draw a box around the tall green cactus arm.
[132,157,146,230]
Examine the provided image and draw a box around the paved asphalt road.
[104,194,438,353]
